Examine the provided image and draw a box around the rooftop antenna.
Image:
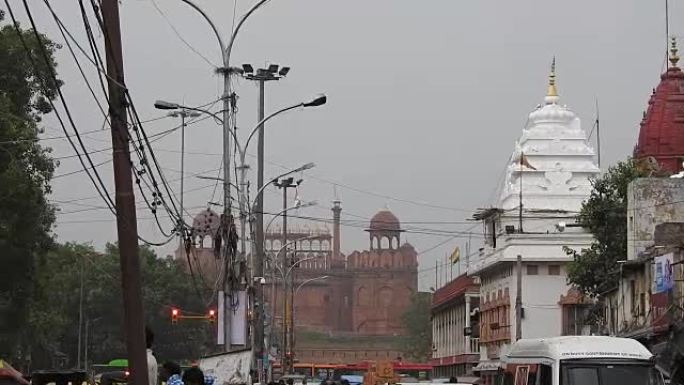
[666,0,670,67]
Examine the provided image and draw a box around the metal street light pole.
[240,62,289,287]
[179,0,270,351]
[292,275,329,360]
[263,238,320,375]
[241,65,289,374]
[166,109,201,241]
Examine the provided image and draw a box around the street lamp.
[154,105,201,236]
[178,0,272,354]
[263,235,322,374]
[263,201,318,237]
[295,276,329,297]
[240,64,291,294]
[291,275,329,361]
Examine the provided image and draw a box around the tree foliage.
[400,292,432,362]
[0,10,61,358]
[565,160,646,298]
[24,242,215,370]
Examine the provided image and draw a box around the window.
[562,304,588,335]
[548,265,561,275]
[561,364,664,385]
[539,365,552,385]
[563,367,599,385]
[527,265,539,275]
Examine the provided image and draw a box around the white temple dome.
[497,59,600,212]
[528,102,577,124]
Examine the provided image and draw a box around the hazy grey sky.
[11,0,681,289]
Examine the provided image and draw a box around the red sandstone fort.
[178,201,419,362]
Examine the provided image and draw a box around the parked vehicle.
[499,336,664,385]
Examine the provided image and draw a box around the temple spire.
[547,56,558,97]
[544,57,560,104]
[670,37,680,67]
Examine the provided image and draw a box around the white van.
[499,336,664,385]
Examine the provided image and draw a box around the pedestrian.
[182,367,205,385]
[161,362,183,385]
[146,327,158,385]
[448,377,458,384]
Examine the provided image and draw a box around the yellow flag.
[449,246,461,264]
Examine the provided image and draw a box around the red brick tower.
[635,38,684,173]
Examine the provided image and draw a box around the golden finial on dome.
[670,37,680,67]
[547,56,558,97]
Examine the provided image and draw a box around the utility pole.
[515,255,523,341]
[274,177,299,374]
[241,65,289,378]
[77,254,85,368]
[101,2,149,385]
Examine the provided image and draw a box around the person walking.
[146,327,158,385]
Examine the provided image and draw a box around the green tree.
[565,159,646,298]
[0,10,61,359]
[26,242,215,369]
[400,292,432,362]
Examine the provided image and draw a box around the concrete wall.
[519,267,568,339]
[627,178,684,260]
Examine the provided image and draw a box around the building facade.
[469,62,600,383]
[430,274,480,378]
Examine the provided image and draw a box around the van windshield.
[561,362,664,385]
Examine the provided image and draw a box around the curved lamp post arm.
[244,103,303,152]
[263,201,317,236]
[250,162,316,216]
[294,276,329,297]
[266,235,319,279]
[243,94,327,154]
[180,0,227,64]
[184,106,225,125]
[286,256,319,279]
[226,0,270,65]
[155,101,247,160]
